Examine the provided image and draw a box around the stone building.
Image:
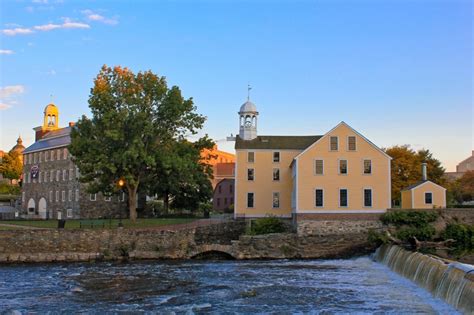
[445,150,474,180]
[21,103,127,219]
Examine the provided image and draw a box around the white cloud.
[2,27,34,36]
[62,22,90,29]
[3,20,90,36]
[46,69,57,75]
[0,50,14,55]
[0,85,25,111]
[32,0,49,3]
[34,23,61,31]
[81,9,118,25]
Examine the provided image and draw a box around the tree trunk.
[163,192,169,215]
[128,185,138,222]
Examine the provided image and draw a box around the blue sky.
[0,0,472,171]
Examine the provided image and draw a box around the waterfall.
[375,245,474,314]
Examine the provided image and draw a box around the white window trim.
[339,188,349,208]
[247,192,255,209]
[314,158,324,176]
[67,209,73,218]
[61,191,66,202]
[247,168,255,181]
[68,190,72,202]
[362,158,372,175]
[425,191,433,205]
[272,168,280,181]
[272,151,280,163]
[75,189,80,202]
[247,151,255,163]
[315,187,324,208]
[55,191,59,202]
[338,159,348,175]
[346,135,357,152]
[363,187,373,208]
[104,196,112,202]
[62,169,67,181]
[329,136,339,151]
[272,191,280,209]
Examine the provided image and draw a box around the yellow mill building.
[234,99,392,220]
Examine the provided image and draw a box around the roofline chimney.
[422,162,427,181]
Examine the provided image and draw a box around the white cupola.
[239,100,258,140]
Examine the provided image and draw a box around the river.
[0,257,458,314]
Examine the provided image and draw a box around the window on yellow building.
[339,160,348,175]
[364,160,372,174]
[339,189,348,207]
[364,189,372,207]
[273,168,280,181]
[247,193,254,208]
[247,152,255,163]
[273,152,280,163]
[330,136,338,151]
[315,160,324,175]
[348,136,356,151]
[273,192,280,208]
[425,192,432,204]
[315,189,324,207]
[247,168,255,181]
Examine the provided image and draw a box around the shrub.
[395,226,436,241]
[0,182,20,196]
[442,223,474,250]
[248,216,286,235]
[367,229,389,246]
[381,210,438,228]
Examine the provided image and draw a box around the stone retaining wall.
[0,220,376,263]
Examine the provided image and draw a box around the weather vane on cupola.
[247,83,252,101]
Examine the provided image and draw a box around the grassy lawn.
[1,218,198,230]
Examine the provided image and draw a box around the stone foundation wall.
[0,220,376,263]
[297,220,384,236]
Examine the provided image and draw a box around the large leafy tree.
[147,136,214,214]
[69,65,206,221]
[385,145,446,204]
[447,171,474,204]
[0,151,22,183]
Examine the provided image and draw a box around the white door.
[57,211,62,220]
[38,197,47,219]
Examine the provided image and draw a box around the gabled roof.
[294,121,392,160]
[23,127,71,154]
[402,180,446,191]
[235,135,322,150]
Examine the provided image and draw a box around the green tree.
[447,171,474,204]
[69,65,206,221]
[385,145,445,205]
[147,136,214,214]
[0,151,22,183]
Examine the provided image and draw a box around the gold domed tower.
[43,103,59,130]
[34,102,60,141]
